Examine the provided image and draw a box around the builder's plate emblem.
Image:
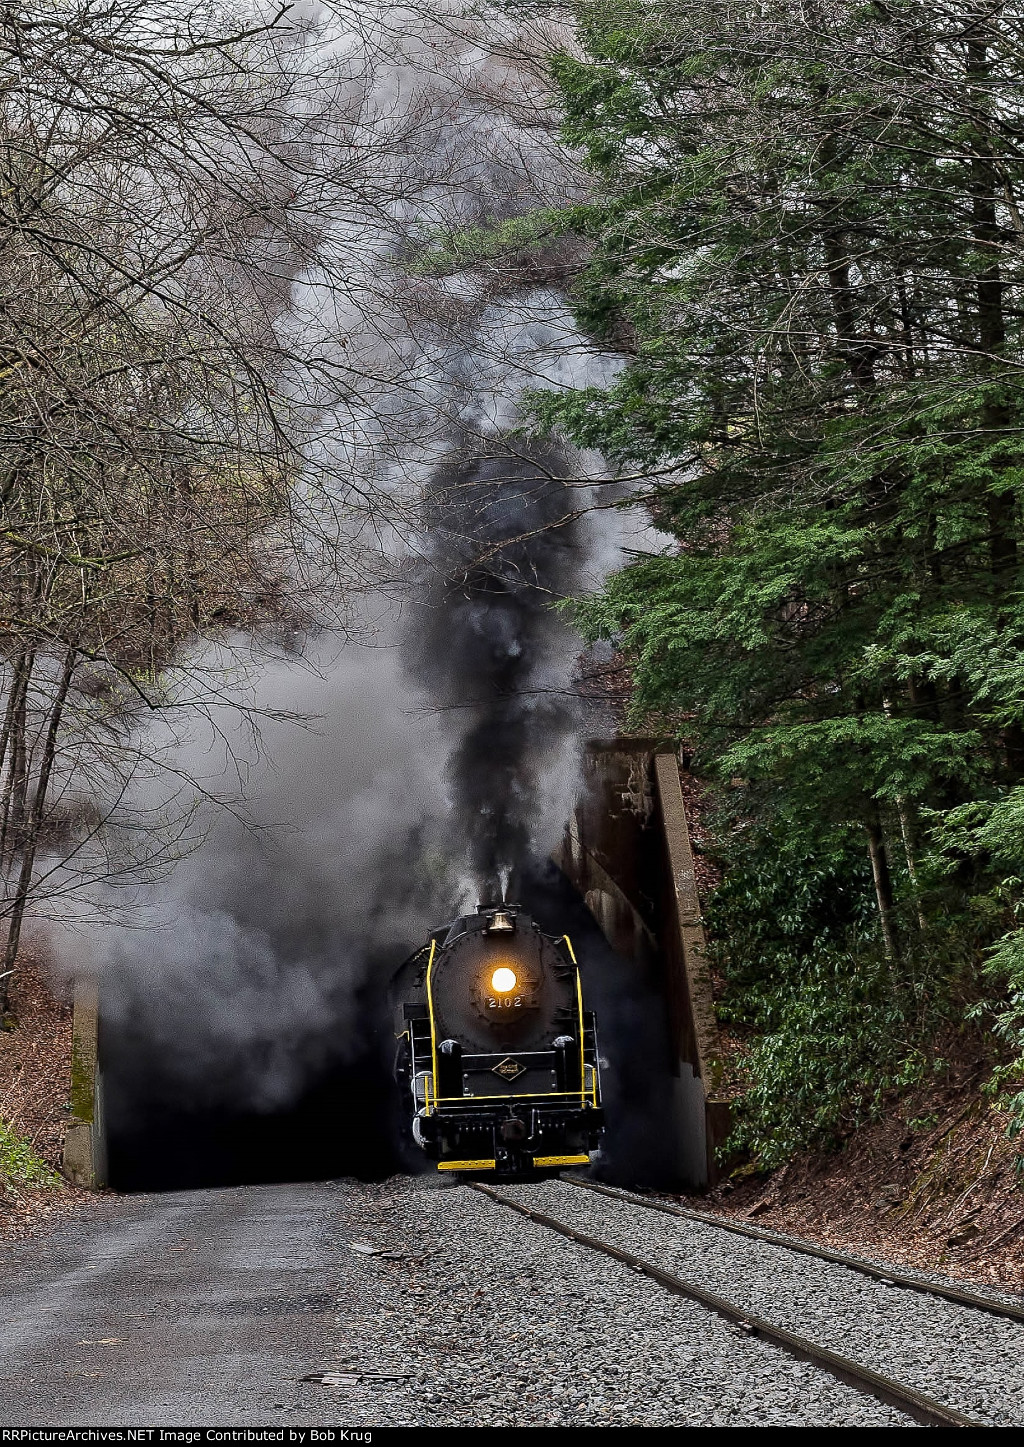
[492,1057,526,1082]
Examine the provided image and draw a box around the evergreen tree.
[519,0,1024,1155]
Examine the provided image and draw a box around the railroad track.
[469,1178,1004,1428]
[565,1173,1024,1327]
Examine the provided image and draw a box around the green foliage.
[708,821,955,1165]
[981,927,1024,1144]
[523,0,1024,1166]
[935,793,1024,1142]
[724,954,934,1168]
[408,207,584,277]
[0,1120,60,1190]
[708,822,879,1019]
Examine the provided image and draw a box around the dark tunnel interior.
[102,1039,403,1193]
[102,860,683,1192]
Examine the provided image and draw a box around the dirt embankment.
[683,1041,1024,1293]
[0,950,89,1238]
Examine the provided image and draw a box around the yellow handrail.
[425,937,438,1116]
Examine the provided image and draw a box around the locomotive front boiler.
[392,904,604,1175]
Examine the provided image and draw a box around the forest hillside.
[4,2,1024,1275]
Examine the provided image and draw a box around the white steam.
[47,1,647,1116]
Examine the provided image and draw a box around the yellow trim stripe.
[533,1154,590,1167]
[437,1159,496,1171]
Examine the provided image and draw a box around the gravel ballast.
[498,1176,1024,1427]
[322,1174,915,1427]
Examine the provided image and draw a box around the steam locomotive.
[392,904,604,1176]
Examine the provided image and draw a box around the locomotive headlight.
[491,966,518,994]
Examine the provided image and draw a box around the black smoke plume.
[404,439,586,903]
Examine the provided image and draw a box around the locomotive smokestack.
[485,909,516,935]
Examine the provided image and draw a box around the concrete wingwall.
[555,739,730,1188]
[63,974,106,1188]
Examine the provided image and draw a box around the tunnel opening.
[102,997,403,1193]
[99,860,686,1193]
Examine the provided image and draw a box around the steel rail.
[563,1173,1024,1327]
[470,1181,981,1429]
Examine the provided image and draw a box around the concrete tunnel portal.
[64,742,727,1194]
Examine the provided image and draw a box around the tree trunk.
[0,646,33,803]
[0,653,33,865]
[865,812,899,960]
[966,24,1017,579]
[895,799,928,933]
[0,646,76,1015]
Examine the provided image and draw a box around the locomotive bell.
[485,909,516,935]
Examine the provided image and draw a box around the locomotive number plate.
[485,993,537,1010]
